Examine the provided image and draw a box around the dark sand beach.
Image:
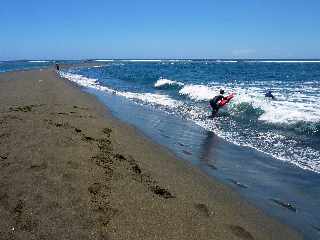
[0,68,301,239]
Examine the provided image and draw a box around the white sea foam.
[61,72,181,108]
[179,85,217,101]
[121,59,162,62]
[117,91,181,107]
[28,60,50,63]
[178,83,320,124]
[230,87,320,124]
[90,65,107,68]
[95,59,114,62]
[60,72,100,88]
[216,60,238,63]
[154,78,184,88]
[258,101,320,123]
[168,59,183,62]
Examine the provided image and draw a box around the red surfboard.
[218,93,235,107]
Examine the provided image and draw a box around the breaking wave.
[179,85,215,101]
[60,72,182,108]
[28,60,50,63]
[95,59,114,62]
[154,78,184,89]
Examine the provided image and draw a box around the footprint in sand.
[13,199,25,215]
[67,160,80,169]
[82,135,95,142]
[73,105,88,110]
[95,206,119,226]
[102,127,112,136]
[194,203,212,217]
[0,153,8,160]
[114,154,175,199]
[229,225,255,240]
[114,153,126,161]
[149,185,175,199]
[9,105,34,112]
[0,191,9,208]
[30,160,47,171]
[88,183,102,195]
[132,164,142,175]
[74,128,82,133]
[0,133,10,139]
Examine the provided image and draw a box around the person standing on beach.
[55,64,60,71]
[209,89,225,116]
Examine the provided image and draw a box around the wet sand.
[0,68,301,239]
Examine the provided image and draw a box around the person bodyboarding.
[209,89,225,117]
[265,90,275,100]
[209,89,235,117]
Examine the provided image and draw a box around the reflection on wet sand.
[199,131,219,170]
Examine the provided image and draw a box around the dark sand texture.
[0,69,301,240]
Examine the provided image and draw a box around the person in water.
[265,90,275,100]
[209,89,225,116]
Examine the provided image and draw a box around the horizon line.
[2,58,320,62]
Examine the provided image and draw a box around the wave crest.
[154,78,184,88]
[179,85,216,101]
[61,72,182,108]
[28,60,50,63]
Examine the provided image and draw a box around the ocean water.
[61,60,320,239]
[0,60,54,72]
[0,60,84,73]
[62,59,320,173]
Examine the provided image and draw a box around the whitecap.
[154,78,184,88]
[28,60,50,63]
[117,91,181,107]
[121,59,162,62]
[179,85,217,101]
[60,71,182,108]
[95,59,114,62]
[216,60,238,63]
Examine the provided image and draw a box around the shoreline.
[0,68,301,239]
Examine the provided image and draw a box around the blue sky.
[0,0,319,60]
